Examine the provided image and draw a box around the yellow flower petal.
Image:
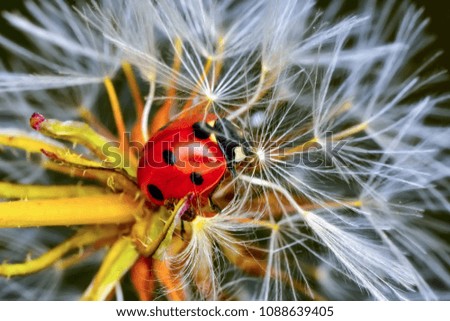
[0,131,65,154]
[0,226,121,277]
[0,194,139,227]
[40,147,106,169]
[0,182,107,200]
[81,236,139,300]
[0,131,107,171]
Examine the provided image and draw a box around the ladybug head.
[207,118,253,175]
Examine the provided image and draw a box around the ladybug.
[137,114,251,210]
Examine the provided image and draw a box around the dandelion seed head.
[256,148,267,163]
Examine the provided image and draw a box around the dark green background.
[0,1,449,71]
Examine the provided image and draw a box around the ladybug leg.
[227,162,237,177]
[208,195,222,212]
[180,220,186,241]
[178,193,197,240]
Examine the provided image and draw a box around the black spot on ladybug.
[162,149,176,165]
[147,184,164,201]
[190,172,204,185]
[192,122,211,139]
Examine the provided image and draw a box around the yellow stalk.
[150,99,174,137]
[213,36,225,85]
[300,199,362,211]
[30,113,112,161]
[0,182,107,200]
[122,62,144,119]
[0,131,114,171]
[149,38,183,135]
[40,147,106,169]
[104,77,138,170]
[272,137,319,158]
[55,248,96,271]
[199,57,213,89]
[248,191,362,219]
[0,194,139,227]
[0,132,65,155]
[123,62,147,145]
[322,100,353,125]
[42,161,139,195]
[0,226,121,277]
[82,236,139,301]
[133,197,187,258]
[0,132,118,174]
[273,122,367,159]
[172,37,183,74]
[222,244,324,300]
[227,67,272,120]
[154,259,185,301]
[331,122,368,141]
[336,100,352,114]
[180,56,213,113]
[104,77,126,144]
[231,217,279,231]
[130,256,156,301]
[78,106,115,140]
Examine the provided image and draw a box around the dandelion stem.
[0,226,121,277]
[0,194,139,227]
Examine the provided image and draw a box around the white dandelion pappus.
[0,0,448,300]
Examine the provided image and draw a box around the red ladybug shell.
[138,114,226,206]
